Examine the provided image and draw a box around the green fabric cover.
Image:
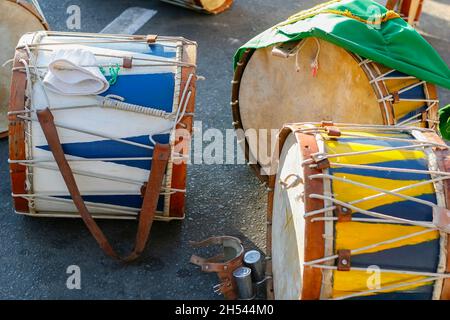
[234,0,450,89]
[439,104,450,140]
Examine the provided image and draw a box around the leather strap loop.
[37,108,170,262]
[189,236,244,299]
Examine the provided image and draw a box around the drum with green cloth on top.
[231,0,450,181]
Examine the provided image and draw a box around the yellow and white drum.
[267,122,450,300]
[232,38,440,179]
[0,0,49,138]
[160,0,233,14]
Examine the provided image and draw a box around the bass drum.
[160,0,233,14]
[0,0,49,138]
[232,38,439,180]
[9,31,197,220]
[267,122,450,300]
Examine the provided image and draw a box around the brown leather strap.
[36,108,170,262]
[190,236,244,299]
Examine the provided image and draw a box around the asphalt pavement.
[0,0,449,299]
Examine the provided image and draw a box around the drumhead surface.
[272,133,306,299]
[238,39,382,172]
[0,1,47,134]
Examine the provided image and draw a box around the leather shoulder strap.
[37,108,170,262]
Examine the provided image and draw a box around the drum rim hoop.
[267,124,325,300]
[5,0,50,30]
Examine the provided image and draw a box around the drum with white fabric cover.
[267,122,450,300]
[160,0,233,14]
[232,38,440,180]
[0,0,49,138]
[8,31,197,221]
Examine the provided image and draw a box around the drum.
[232,38,439,180]
[8,31,197,221]
[160,0,233,14]
[386,0,424,25]
[0,0,48,138]
[267,122,450,300]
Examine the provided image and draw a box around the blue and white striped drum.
[9,31,197,221]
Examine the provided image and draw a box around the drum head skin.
[238,39,383,173]
[0,1,47,135]
[271,133,306,300]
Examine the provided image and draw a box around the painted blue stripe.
[147,44,177,58]
[330,159,431,181]
[350,286,433,300]
[351,239,440,273]
[384,70,409,78]
[397,105,428,123]
[37,134,170,170]
[101,73,175,112]
[399,84,426,100]
[352,193,437,222]
[57,194,166,212]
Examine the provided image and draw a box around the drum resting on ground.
[267,122,450,300]
[160,0,233,14]
[0,0,49,138]
[8,31,197,221]
[231,38,440,180]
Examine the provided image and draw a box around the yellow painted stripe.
[332,173,434,211]
[325,141,427,166]
[379,78,426,121]
[332,270,432,298]
[335,222,439,254]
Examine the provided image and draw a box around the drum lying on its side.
[160,0,233,14]
[9,31,197,221]
[0,0,49,138]
[232,38,439,180]
[267,122,450,300]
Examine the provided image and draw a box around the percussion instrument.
[160,0,233,14]
[232,38,439,181]
[267,122,450,300]
[9,31,197,222]
[386,0,424,25]
[0,0,48,138]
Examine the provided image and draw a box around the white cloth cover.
[43,48,109,95]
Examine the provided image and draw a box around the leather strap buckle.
[337,250,351,271]
[190,236,244,300]
[310,152,330,170]
[321,121,334,127]
[336,205,352,222]
[132,35,158,43]
[391,91,400,104]
[123,56,133,69]
[325,126,341,137]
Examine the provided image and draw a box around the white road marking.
[100,7,157,34]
